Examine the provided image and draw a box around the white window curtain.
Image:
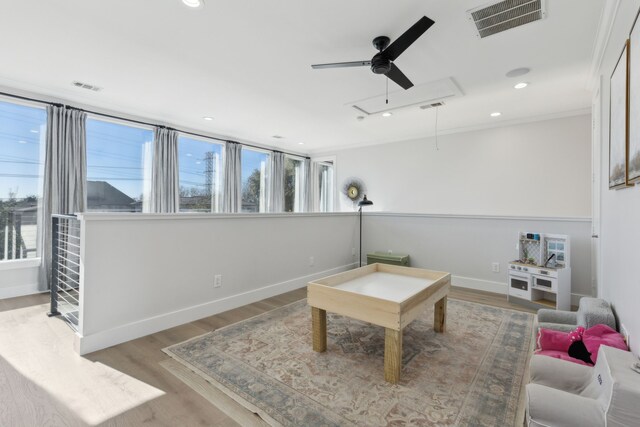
[149,127,180,213]
[302,157,313,212]
[269,151,285,213]
[38,105,87,290]
[223,141,241,213]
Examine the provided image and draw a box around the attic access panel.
[348,78,462,116]
[468,0,546,39]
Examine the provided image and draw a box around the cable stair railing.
[47,214,81,331]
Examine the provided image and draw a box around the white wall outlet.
[491,262,500,273]
[309,256,314,266]
[387,249,393,254]
[621,323,630,347]
[214,274,222,288]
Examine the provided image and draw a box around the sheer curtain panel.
[150,127,180,213]
[302,157,313,212]
[223,141,241,213]
[38,106,87,290]
[269,151,285,212]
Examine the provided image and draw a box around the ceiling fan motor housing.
[371,54,391,74]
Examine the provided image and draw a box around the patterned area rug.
[163,298,534,427]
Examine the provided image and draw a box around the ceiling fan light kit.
[311,16,435,91]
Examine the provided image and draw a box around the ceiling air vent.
[72,81,102,92]
[468,0,545,39]
[420,102,445,110]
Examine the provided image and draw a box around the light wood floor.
[1,287,535,426]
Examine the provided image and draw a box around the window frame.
[177,133,224,213]
[283,154,305,213]
[240,146,271,213]
[312,155,336,213]
[0,97,47,263]
[85,115,154,213]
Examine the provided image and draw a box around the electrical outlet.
[214,274,222,288]
[309,256,314,266]
[387,249,393,254]
[491,262,500,273]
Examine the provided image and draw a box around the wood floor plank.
[1,283,535,426]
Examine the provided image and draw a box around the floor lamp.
[358,195,373,267]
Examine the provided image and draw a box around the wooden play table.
[307,263,451,384]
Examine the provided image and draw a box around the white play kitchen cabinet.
[508,232,571,310]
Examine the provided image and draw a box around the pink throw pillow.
[534,349,592,366]
[582,324,628,363]
[537,328,572,352]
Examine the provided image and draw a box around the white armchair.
[526,345,640,427]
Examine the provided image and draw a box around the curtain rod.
[0,90,310,159]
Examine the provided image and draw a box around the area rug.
[163,298,534,427]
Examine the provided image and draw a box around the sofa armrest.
[537,308,577,325]
[529,354,593,393]
[526,383,605,427]
[576,298,617,330]
[537,322,577,333]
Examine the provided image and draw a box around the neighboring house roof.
[87,181,135,207]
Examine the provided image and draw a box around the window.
[241,148,269,213]
[0,100,46,261]
[317,161,334,212]
[284,156,303,212]
[86,118,153,212]
[178,135,223,212]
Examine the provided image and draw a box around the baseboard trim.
[452,276,592,307]
[78,263,357,355]
[452,275,507,295]
[0,283,40,299]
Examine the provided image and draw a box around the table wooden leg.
[434,295,447,333]
[384,328,402,384]
[311,307,327,352]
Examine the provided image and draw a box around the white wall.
[77,213,357,354]
[0,259,40,299]
[362,213,592,300]
[330,115,592,217]
[597,0,640,355]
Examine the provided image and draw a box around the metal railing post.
[47,216,61,317]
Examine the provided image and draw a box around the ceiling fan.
[311,16,435,90]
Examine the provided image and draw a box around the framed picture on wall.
[629,13,640,182]
[609,40,631,189]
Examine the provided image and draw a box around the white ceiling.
[0,0,605,153]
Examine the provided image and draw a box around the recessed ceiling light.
[382,112,392,117]
[505,67,530,78]
[514,82,528,89]
[18,140,27,144]
[298,142,304,145]
[29,129,39,134]
[186,153,192,157]
[196,161,201,164]
[182,0,204,8]
[202,116,213,121]
[490,112,502,117]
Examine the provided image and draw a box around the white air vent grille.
[468,0,545,39]
[72,81,102,92]
[420,102,445,110]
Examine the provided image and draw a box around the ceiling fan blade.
[311,61,372,69]
[382,16,435,61]
[385,63,413,90]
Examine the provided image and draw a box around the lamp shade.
[358,195,373,206]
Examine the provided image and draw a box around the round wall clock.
[342,178,365,203]
[347,185,359,200]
